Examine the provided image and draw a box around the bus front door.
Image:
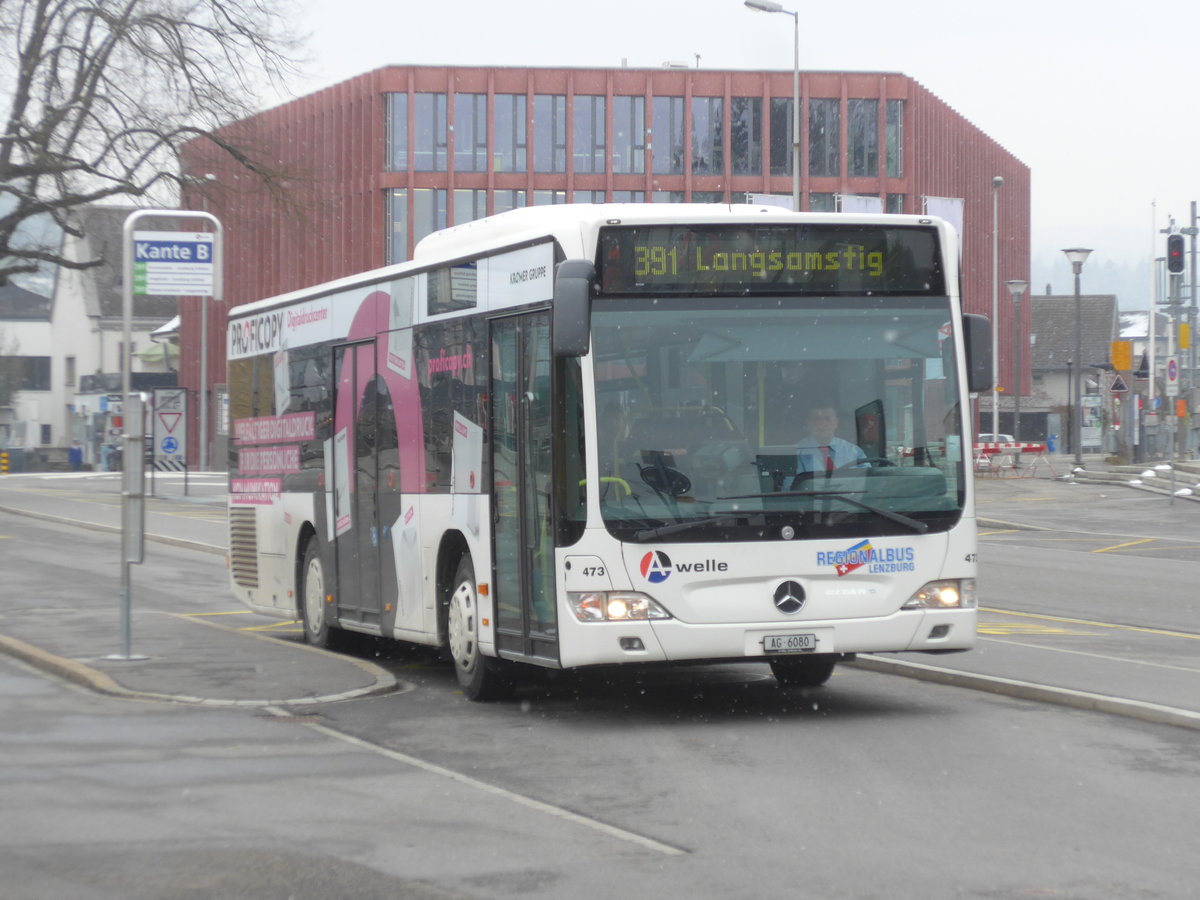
[330,340,390,632]
[491,314,559,664]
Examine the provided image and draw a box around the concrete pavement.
[1,462,1198,730]
[0,471,399,707]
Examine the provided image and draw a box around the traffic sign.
[1166,355,1180,398]
[1109,374,1129,393]
[133,231,215,296]
[153,388,188,469]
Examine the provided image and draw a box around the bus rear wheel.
[447,556,512,702]
[769,653,837,688]
[300,539,334,648]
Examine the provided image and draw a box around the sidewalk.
[0,472,398,707]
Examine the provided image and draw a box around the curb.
[0,614,404,708]
[849,654,1200,732]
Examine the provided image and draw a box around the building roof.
[0,280,51,320]
[1030,294,1119,371]
[1119,310,1171,340]
[66,205,180,322]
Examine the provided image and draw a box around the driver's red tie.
[821,445,834,475]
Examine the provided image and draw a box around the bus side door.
[490,313,558,663]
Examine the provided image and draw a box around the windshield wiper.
[633,515,741,542]
[719,490,929,534]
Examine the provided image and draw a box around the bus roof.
[227,204,956,321]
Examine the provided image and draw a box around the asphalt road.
[2,469,1200,897]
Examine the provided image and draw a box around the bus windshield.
[591,295,965,542]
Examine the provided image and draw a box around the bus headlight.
[902,578,976,610]
[568,591,672,622]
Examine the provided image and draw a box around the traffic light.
[1167,233,1185,274]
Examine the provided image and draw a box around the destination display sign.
[597,224,944,296]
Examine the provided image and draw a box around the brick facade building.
[178,65,1029,466]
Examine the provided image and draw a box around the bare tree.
[0,0,302,284]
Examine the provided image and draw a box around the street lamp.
[1006,279,1029,448]
[1062,247,1093,468]
[991,176,1003,442]
[745,0,800,212]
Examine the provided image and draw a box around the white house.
[0,205,179,470]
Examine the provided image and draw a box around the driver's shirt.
[795,437,867,473]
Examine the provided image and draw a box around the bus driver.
[796,405,866,475]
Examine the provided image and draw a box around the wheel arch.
[435,529,471,645]
[293,522,320,619]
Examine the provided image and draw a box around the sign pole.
[112,209,222,660]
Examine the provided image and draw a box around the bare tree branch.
[0,0,303,286]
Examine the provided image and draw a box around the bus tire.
[300,538,334,648]
[769,653,837,688]
[447,556,512,702]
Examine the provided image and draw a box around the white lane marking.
[284,714,687,857]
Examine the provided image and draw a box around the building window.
[534,94,567,173]
[769,98,794,177]
[387,189,409,264]
[65,355,75,387]
[453,189,487,225]
[494,94,527,173]
[9,356,51,391]
[611,190,645,202]
[886,99,904,178]
[691,96,723,175]
[532,190,566,205]
[612,96,645,174]
[572,190,605,203]
[414,93,447,171]
[692,190,725,203]
[652,190,685,203]
[454,93,487,173]
[886,193,905,213]
[730,97,761,176]
[40,424,51,445]
[573,95,605,174]
[493,190,526,213]
[387,93,408,171]
[809,192,836,212]
[652,96,684,175]
[413,188,447,246]
[808,98,839,178]
[848,99,878,177]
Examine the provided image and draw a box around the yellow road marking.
[1093,538,1154,554]
[978,621,1098,636]
[240,620,302,632]
[982,606,1200,641]
[978,529,1019,536]
[182,610,251,617]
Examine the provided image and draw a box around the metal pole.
[992,177,1002,441]
[200,296,207,470]
[791,9,800,213]
[1073,264,1083,467]
[1013,292,1021,444]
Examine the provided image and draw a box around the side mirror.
[962,313,992,393]
[552,259,595,358]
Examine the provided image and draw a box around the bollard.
[0,451,7,474]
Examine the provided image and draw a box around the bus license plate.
[764,633,817,653]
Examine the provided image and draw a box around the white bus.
[226,204,992,700]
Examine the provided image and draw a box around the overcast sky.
[290,0,1198,306]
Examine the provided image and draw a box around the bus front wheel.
[447,556,512,702]
[300,539,334,648]
[769,653,837,688]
